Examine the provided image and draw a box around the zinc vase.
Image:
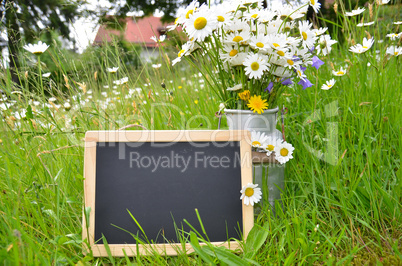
[224,107,284,215]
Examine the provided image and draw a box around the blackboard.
[83,130,253,256]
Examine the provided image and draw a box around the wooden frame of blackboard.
[83,130,253,257]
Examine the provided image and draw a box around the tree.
[1,0,85,83]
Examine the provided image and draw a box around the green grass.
[0,3,401,265]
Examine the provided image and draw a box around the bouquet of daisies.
[170,0,337,113]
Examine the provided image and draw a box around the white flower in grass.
[250,131,269,149]
[332,67,347,76]
[23,41,49,55]
[357,21,375,27]
[386,33,402,41]
[299,21,317,49]
[175,0,200,25]
[313,27,328,36]
[107,67,119,73]
[274,141,294,164]
[309,0,321,13]
[262,136,281,156]
[152,63,162,69]
[394,21,402,25]
[321,79,336,90]
[224,30,250,46]
[345,7,365,17]
[249,34,271,53]
[227,84,243,91]
[213,5,233,27]
[378,0,390,5]
[184,9,218,42]
[42,72,51,78]
[386,46,402,56]
[240,183,262,206]
[150,35,166,43]
[349,37,374,54]
[316,34,337,56]
[113,77,129,85]
[243,53,270,80]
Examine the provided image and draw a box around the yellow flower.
[178,86,183,89]
[238,90,250,101]
[194,100,199,104]
[247,95,268,114]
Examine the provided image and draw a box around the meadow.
[0,2,401,265]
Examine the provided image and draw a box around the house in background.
[93,16,171,62]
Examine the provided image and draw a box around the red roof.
[93,16,171,47]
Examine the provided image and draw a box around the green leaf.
[189,231,215,265]
[26,105,33,120]
[244,223,269,259]
[284,251,296,266]
[203,246,259,266]
[102,234,115,265]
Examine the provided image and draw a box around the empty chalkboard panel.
[83,130,253,256]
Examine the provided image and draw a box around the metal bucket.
[225,108,285,214]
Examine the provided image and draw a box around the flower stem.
[37,55,44,98]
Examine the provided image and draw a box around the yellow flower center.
[194,17,207,30]
[277,50,285,56]
[252,141,261,147]
[363,46,368,49]
[251,62,260,71]
[273,43,280,48]
[175,17,179,24]
[328,84,332,88]
[251,14,258,19]
[233,36,243,42]
[217,15,225,22]
[395,52,399,55]
[280,148,289,156]
[186,9,194,19]
[297,70,302,76]
[256,42,264,48]
[33,51,43,55]
[267,144,274,151]
[245,187,254,197]
[229,49,238,57]
[287,59,294,65]
[302,32,308,40]
[311,0,315,5]
[178,49,185,57]
[337,71,344,75]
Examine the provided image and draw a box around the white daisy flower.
[250,131,269,149]
[316,34,337,56]
[313,27,328,36]
[386,33,402,41]
[332,67,347,76]
[42,72,51,78]
[152,63,162,69]
[309,0,321,13]
[378,0,390,5]
[183,9,218,42]
[386,46,402,56]
[227,84,243,91]
[275,3,305,21]
[224,30,250,46]
[394,21,402,25]
[321,79,336,90]
[262,136,281,156]
[213,7,233,27]
[268,33,289,50]
[107,67,119,73]
[349,37,374,54]
[240,183,262,206]
[357,21,375,27]
[243,53,270,80]
[113,77,129,85]
[274,141,294,164]
[23,41,49,55]
[150,35,166,43]
[345,7,365,17]
[175,0,200,25]
[299,21,317,49]
[249,34,271,53]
